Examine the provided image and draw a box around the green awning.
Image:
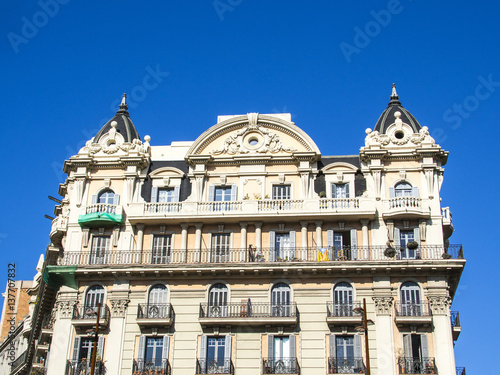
[78,212,123,227]
[43,265,78,290]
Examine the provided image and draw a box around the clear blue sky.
[1,0,498,371]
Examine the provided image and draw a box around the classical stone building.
[35,86,465,375]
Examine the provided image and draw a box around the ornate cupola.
[93,94,141,143]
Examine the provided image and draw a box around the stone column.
[194,223,203,262]
[300,221,308,260]
[46,288,78,375]
[135,223,144,263]
[255,222,262,251]
[372,295,396,375]
[315,221,323,248]
[180,223,189,262]
[428,296,456,375]
[361,219,369,260]
[106,285,130,375]
[240,222,247,262]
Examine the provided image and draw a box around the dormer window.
[273,185,291,200]
[332,183,350,199]
[390,182,419,198]
[98,190,115,204]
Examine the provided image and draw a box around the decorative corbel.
[112,227,120,247]
[82,228,90,247]
[386,220,394,242]
[425,168,434,198]
[419,220,427,241]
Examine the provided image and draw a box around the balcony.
[50,215,68,245]
[328,357,365,374]
[456,367,466,375]
[394,303,432,326]
[383,197,430,219]
[128,197,376,223]
[450,311,461,341]
[78,203,123,227]
[71,304,110,328]
[58,244,464,267]
[397,357,437,374]
[136,303,173,327]
[11,350,27,373]
[66,360,105,375]
[441,207,454,238]
[199,302,297,326]
[326,302,363,326]
[196,359,234,374]
[39,315,53,342]
[132,359,171,375]
[263,358,299,374]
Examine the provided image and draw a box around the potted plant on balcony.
[442,252,452,259]
[384,247,396,258]
[407,241,419,250]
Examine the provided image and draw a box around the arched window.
[400,281,421,316]
[98,190,116,204]
[146,284,168,318]
[271,283,291,317]
[394,182,413,197]
[333,282,353,316]
[84,285,105,317]
[208,283,228,317]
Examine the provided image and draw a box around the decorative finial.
[119,93,128,111]
[391,83,399,100]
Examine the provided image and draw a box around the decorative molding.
[373,296,394,315]
[112,227,120,247]
[110,299,130,317]
[82,228,90,247]
[428,295,451,315]
[57,300,76,319]
[419,220,427,241]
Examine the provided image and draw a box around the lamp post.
[89,303,101,375]
[354,298,373,375]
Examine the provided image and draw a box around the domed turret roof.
[374,84,422,134]
[93,94,140,143]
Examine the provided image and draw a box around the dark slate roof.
[141,160,192,202]
[93,94,141,143]
[314,156,366,197]
[374,85,422,134]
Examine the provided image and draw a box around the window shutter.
[394,228,401,249]
[421,334,429,358]
[289,335,296,358]
[151,187,158,203]
[112,194,120,205]
[414,227,421,245]
[138,335,146,369]
[200,335,208,373]
[350,229,358,260]
[91,194,98,204]
[403,334,412,357]
[345,183,350,198]
[354,335,362,359]
[412,187,420,197]
[331,183,337,198]
[173,186,180,202]
[267,334,274,358]
[208,185,215,201]
[162,336,170,361]
[329,334,336,358]
[269,231,276,262]
[328,229,334,260]
[231,185,237,201]
[72,337,81,361]
[290,230,296,257]
[224,335,232,372]
[389,187,395,198]
[97,337,105,361]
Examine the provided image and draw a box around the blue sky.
[1,0,498,371]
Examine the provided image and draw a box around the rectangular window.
[275,233,292,260]
[401,334,431,373]
[214,187,232,202]
[79,338,95,363]
[89,236,110,265]
[145,337,164,367]
[400,230,415,259]
[207,337,226,368]
[158,188,175,203]
[272,185,291,200]
[267,335,296,373]
[332,183,350,199]
[333,232,351,260]
[152,235,172,264]
[211,234,230,263]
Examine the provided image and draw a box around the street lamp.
[85,303,101,375]
[353,298,373,375]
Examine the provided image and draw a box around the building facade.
[36,86,464,375]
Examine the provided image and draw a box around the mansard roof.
[93,94,140,143]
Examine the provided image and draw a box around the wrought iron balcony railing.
[263,358,299,374]
[137,304,172,319]
[199,302,297,318]
[456,367,466,375]
[72,304,110,321]
[395,303,431,317]
[397,357,437,374]
[65,360,106,375]
[58,244,464,266]
[11,350,27,371]
[328,357,365,374]
[196,358,234,374]
[132,358,171,375]
[450,311,461,327]
[326,302,362,317]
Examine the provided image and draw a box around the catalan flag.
[317,248,328,262]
